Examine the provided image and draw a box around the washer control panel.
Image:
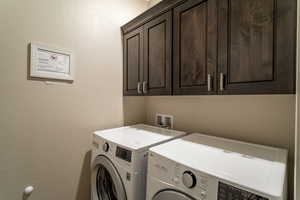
[116,146,132,163]
[218,182,269,200]
[174,163,209,200]
[149,152,211,200]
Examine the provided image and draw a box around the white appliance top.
[150,133,287,197]
[94,124,186,151]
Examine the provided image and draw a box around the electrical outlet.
[155,114,174,129]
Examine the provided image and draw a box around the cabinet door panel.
[218,0,296,94]
[230,0,274,83]
[174,0,218,95]
[123,28,143,96]
[144,11,172,95]
[180,3,207,86]
[127,35,140,89]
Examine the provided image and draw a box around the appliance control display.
[116,146,132,162]
[218,182,268,200]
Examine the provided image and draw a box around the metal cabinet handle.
[143,81,148,94]
[208,74,212,92]
[137,82,142,94]
[220,73,225,91]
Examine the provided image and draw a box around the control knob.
[102,142,109,152]
[182,171,197,188]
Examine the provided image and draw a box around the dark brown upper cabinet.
[173,0,218,95]
[144,11,172,95]
[121,0,296,96]
[123,11,172,96]
[123,27,143,96]
[218,0,296,94]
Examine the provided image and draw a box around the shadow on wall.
[21,150,91,200]
[123,97,146,125]
[76,150,92,200]
[22,192,31,200]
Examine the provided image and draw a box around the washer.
[91,124,186,200]
[147,133,288,200]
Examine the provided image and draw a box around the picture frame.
[30,43,74,81]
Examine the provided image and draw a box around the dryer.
[147,133,288,200]
[91,124,186,200]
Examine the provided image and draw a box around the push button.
[172,177,180,184]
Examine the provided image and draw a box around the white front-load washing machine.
[147,133,288,200]
[91,124,186,200]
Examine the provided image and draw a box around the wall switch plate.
[155,114,174,129]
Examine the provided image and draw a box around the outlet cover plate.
[155,114,174,129]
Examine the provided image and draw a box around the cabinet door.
[143,11,172,95]
[218,0,296,94]
[123,28,144,96]
[173,0,218,95]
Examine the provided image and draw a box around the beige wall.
[148,0,162,8]
[0,0,147,200]
[146,96,295,148]
[124,96,146,125]
[145,95,295,198]
[295,65,299,197]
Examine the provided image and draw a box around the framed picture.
[30,43,74,81]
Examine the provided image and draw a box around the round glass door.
[92,156,127,200]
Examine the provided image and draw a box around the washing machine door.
[152,190,195,200]
[92,156,127,200]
